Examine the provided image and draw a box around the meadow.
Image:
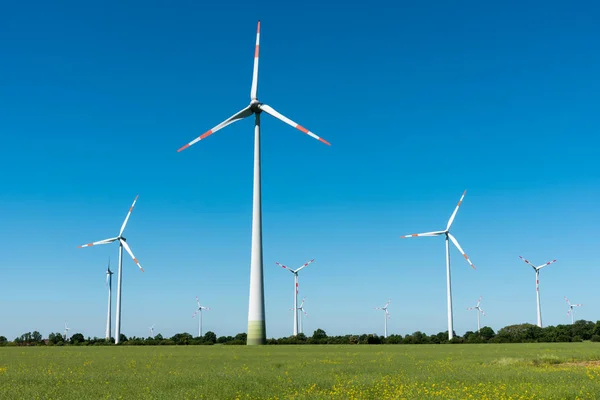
[1,343,600,399]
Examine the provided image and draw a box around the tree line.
[2,320,600,346]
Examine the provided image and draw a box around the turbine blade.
[448,233,476,270]
[537,259,557,270]
[196,296,201,308]
[564,296,571,305]
[446,190,467,231]
[192,311,198,318]
[519,256,538,271]
[119,195,139,236]
[295,259,315,273]
[250,21,260,100]
[400,231,445,238]
[258,103,330,146]
[120,239,144,272]
[177,106,253,152]
[78,237,119,248]
[477,296,482,307]
[275,262,296,274]
[480,308,486,316]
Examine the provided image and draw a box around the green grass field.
[1,343,600,399]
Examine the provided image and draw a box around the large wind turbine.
[192,296,210,337]
[375,299,391,338]
[177,22,330,345]
[564,296,582,325]
[276,259,315,336]
[467,296,485,332]
[78,196,144,344]
[519,256,556,327]
[105,258,113,340]
[400,190,476,340]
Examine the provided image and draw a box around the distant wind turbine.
[192,297,210,337]
[64,322,70,342]
[177,21,330,345]
[78,196,145,344]
[467,296,485,332]
[519,256,556,328]
[149,324,155,337]
[276,259,315,336]
[400,190,476,340]
[375,299,391,338]
[565,296,582,325]
[290,297,308,334]
[105,257,113,340]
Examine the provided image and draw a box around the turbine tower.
[192,297,210,337]
[105,257,113,340]
[400,190,476,340]
[177,21,330,345]
[467,296,485,332]
[565,296,582,325]
[276,259,315,336]
[375,299,391,338]
[519,256,556,327]
[78,196,144,344]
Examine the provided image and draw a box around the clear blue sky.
[1,0,599,340]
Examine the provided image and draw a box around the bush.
[591,335,600,342]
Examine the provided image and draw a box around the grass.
[1,343,600,399]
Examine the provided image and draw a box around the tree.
[31,331,42,343]
[313,328,327,343]
[203,331,217,344]
[70,333,85,345]
[0,336,7,345]
[478,326,495,341]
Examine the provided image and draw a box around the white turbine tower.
[467,296,485,332]
[192,297,210,337]
[64,322,70,342]
[565,296,582,325]
[276,259,315,336]
[400,190,476,340]
[78,196,144,344]
[375,299,391,338]
[177,21,330,345]
[290,297,309,334]
[105,258,113,340]
[149,324,155,337]
[519,256,556,328]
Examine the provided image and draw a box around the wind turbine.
[105,257,113,340]
[299,298,308,334]
[565,296,582,325]
[192,297,210,337]
[276,259,315,336]
[78,196,144,344]
[375,299,391,338]
[519,256,556,327]
[64,322,70,342]
[467,296,485,332]
[400,190,476,340]
[177,21,330,345]
[149,324,155,337]
[290,297,308,334]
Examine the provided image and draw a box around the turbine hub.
[250,101,262,113]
